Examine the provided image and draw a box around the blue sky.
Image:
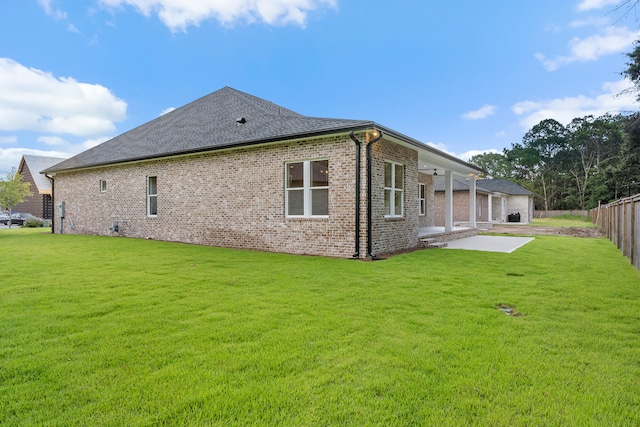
[1,0,639,174]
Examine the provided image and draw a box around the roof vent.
[235,117,247,125]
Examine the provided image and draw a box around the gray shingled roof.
[44,87,373,173]
[477,179,534,195]
[434,178,533,195]
[20,155,66,193]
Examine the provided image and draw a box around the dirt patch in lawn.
[486,225,602,238]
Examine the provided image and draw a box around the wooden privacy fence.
[534,210,588,218]
[590,194,640,270]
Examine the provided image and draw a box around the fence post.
[592,194,640,270]
[632,198,636,268]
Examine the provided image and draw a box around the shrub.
[23,219,43,228]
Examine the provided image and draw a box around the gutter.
[42,125,378,175]
[45,173,55,234]
[349,131,361,258]
[349,129,383,259]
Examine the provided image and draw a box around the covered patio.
[414,148,482,233]
[381,132,485,249]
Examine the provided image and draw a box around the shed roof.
[19,155,66,194]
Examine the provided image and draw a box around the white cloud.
[37,0,67,20]
[426,142,456,157]
[67,23,81,34]
[536,26,639,71]
[37,136,69,146]
[577,0,621,12]
[98,0,337,31]
[160,107,175,116]
[0,135,111,174]
[0,58,127,136]
[512,78,638,129]
[82,136,111,149]
[0,147,69,175]
[462,104,496,120]
[0,136,17,144]
[426,142,499,162]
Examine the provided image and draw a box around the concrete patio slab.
[443,235,534,253]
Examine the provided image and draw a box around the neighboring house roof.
[434,177,533,196]
[19,155,66,195]
[477,179,534,196]
[44,87,482,175]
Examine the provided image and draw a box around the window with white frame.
[384,161,404,217]
[100,179,107,192]
[419,183,426,216]
[147,176,157,216]
[286,160,329,217]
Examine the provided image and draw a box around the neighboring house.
[434,178,534,225]
[12,155,66,219]
[43,87,482,258]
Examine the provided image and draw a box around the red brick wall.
[434,191,489,226]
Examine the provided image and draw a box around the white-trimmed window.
[419,183,426,216]
[147,176,157,217]
[100,180,107,192]
[286,159,329,217]
[384,161,404,217]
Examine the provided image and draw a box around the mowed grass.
[1,228,639,426]
[530,214,595,228]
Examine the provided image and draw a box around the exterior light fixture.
[433,169,438,176]
[368,129,380,140]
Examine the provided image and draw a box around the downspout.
[366,130,383,259]
[45,173,55,234]
[349,131,361,258]
[349,129,384,259]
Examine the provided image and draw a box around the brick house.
[434,178,534,226]
[13,155,66,220]
[43,87,482,258]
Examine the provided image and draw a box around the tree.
[0,168,32,228]
[565,115,624,209]
[623,41,640,102]
[468,152,513,178]
[612,1,640,26]
[507,119,568,211]
[611,113,640,197]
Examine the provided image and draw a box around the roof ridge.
[221,86,303,117]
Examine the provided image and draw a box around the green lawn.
[1,228,639,426]
[529,214,595,228]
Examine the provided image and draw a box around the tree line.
[469,113,640,211]
[470,38,640,211]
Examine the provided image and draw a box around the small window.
[147,176,157,216]
[286,160,329,217]
[384,161,404,217]
[419,183,426,216]
[100,180,107,192]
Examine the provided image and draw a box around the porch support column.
[444,170,453,232]
[468,176,476,229]
[488,194,493,223]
